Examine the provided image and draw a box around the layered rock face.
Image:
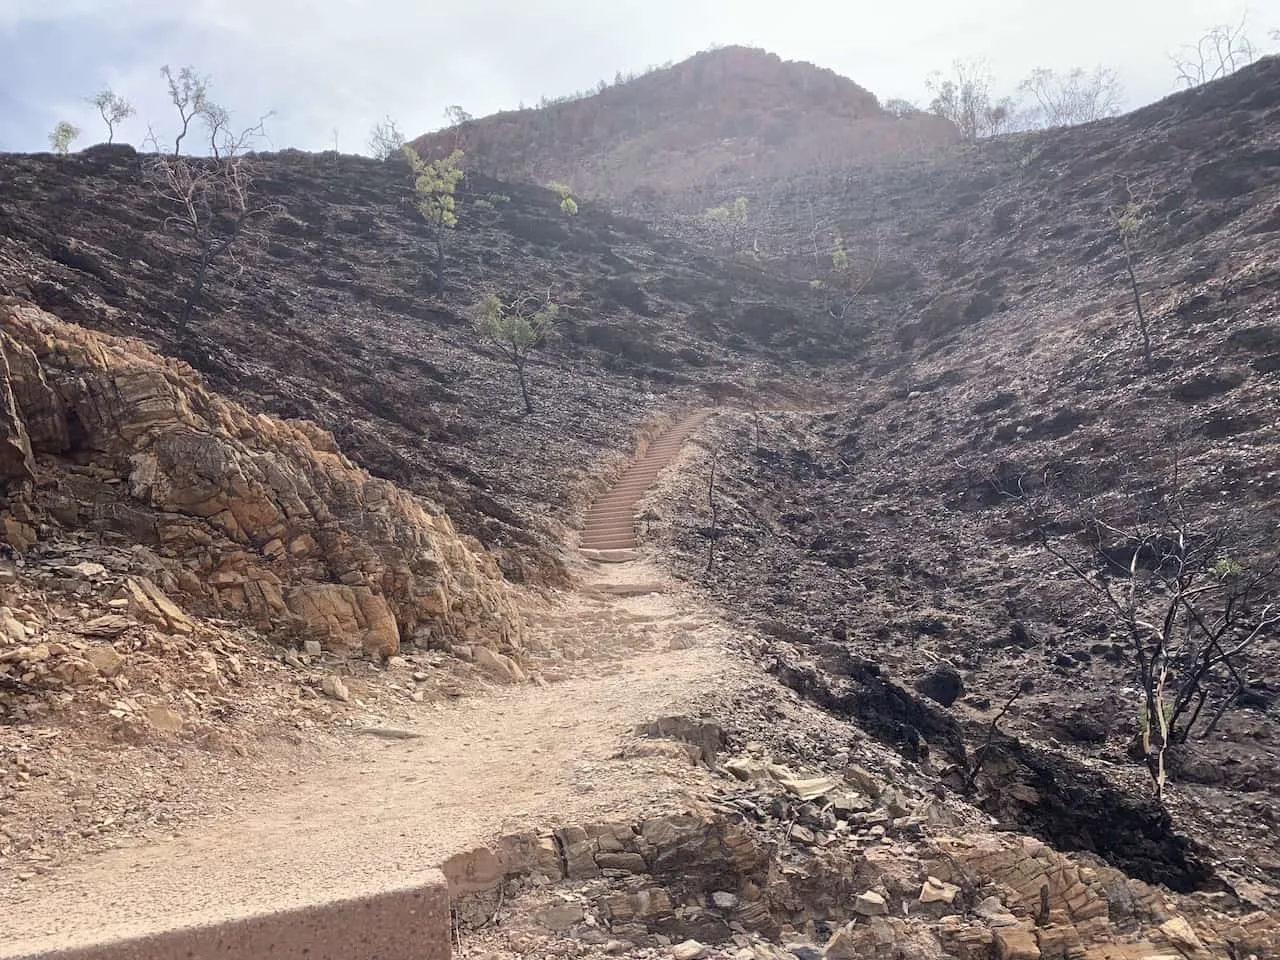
[0,299,521,658]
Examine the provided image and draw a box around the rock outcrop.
[0,298,521,659]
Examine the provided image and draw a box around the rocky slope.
[0,298,520,660]
[1,43,1277,957]
[644,58,1280,895]
[411,46,957,213]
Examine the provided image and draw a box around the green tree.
[472,292,558,413]
[404,145,465,283]
[48,121,81,156]
[703,196,749,251]
[88,87,135,144]
[161,65,210,156]
[547,181,578,216]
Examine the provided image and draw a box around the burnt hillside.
[411,45,957,211]
[649,58,1280,886]
[0,146,835,582]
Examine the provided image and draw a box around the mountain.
[1,45,1279,941]
[410,45,958,213]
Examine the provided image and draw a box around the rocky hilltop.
[411,46,958,212]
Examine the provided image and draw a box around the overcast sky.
[1,0,1276,154]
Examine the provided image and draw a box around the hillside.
[1,44,1279,960]
[410,45,957,213]
[649,56,1280,889]
[0,145,835,585]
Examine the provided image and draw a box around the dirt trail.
[0,419,730,956]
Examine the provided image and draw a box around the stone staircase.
[579,412,709,558]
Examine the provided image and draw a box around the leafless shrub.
[144,114,279,332]
[368,116,406,160]
[926,59,1020,140]
[1009,457,1280,803]
[882,97,922,118]
[962,678,1034,794]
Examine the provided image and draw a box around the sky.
[1,0,1277,154]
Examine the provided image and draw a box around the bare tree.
[882,97,922,118]
[1172,17,1259,88]
[926,59,1020,140]
[88,87,135,144]
[161,65,210,156]
[202,104,274,160]
[368,116,406,160]
[146,120,279,332]
[962,679,1034,794]
[1019,67,1123,127]
[1015,464,1279,803]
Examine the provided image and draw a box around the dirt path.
[0,420,737,956]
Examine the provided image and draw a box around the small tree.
[1111,192,1153,370]
[48,121,80,156]
[442,104,473,151]
[161,65,210,156]
[1022,475,1279,803]
[146,124,278,332]
[472,291,558,414]
[368,115,406,160]
[926,59,1019,139]
[823,235,881,321]
[88,87,135,144]
[882,97,922,117]
[404,145,464,282]
[703,196,749,252]
[547,181,578,217]
[1019,66,1123,127]
[1172,17,1259,88]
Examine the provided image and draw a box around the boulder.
[914,665,964,707]
[854,890,889,916]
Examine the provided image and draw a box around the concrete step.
[578,411,708,559]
